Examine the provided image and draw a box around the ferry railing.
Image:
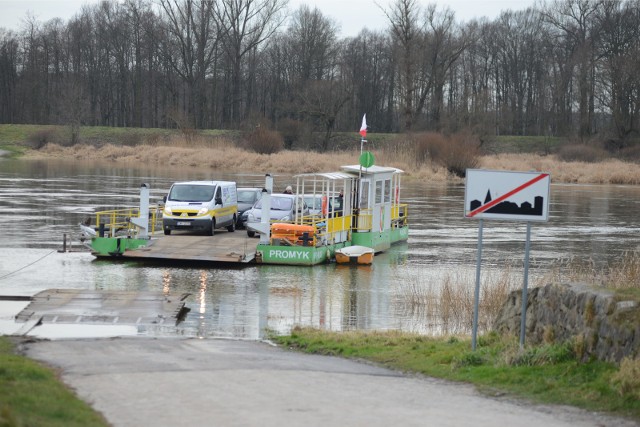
[353,209,373,232]
[295,214,352,246]
[392,203,409,227]
[94,205,164,237]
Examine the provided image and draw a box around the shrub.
[277,118,307,150]
[506,342,575,366]
[441,131,481,177]
[557,144,606,163]
[391,131,480,177]
[454,351,485,367]
[245,126,284,154]
[26,128,57,149]
[414,132,447,166]
[611,357,640,399]
[617,144,640,163]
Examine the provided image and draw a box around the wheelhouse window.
[375,180,383,204]
[384,179,391,203]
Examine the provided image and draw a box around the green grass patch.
[273,328,640,420]
[1,124,569,156]
[487,135,568,154]
[0,336,108,427]
[0,124,241,153]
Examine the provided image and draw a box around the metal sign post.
[464,169,550,350]
[520,222,532,348]
[472,219,484,351]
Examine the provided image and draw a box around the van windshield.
[168,184,215,202]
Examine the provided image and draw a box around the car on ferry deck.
[245,194,309,237]
[236,187,262,229]
[303,193,344,217]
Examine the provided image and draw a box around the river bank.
[21,142,640,185]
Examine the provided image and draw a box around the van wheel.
[247,230,255,238]
[208,219,215,236]
[164,229,171,236]
[227,216,236,232]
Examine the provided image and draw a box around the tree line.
[1,0,639,150]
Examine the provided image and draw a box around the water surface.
[1,158,638,339]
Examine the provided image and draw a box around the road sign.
[464,169,550,222]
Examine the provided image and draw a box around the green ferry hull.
[351,226,409,253]
[90,237,151,257]
[255,225,408,266]
[256,242,350,266]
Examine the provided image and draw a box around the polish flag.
[359,114,367,138]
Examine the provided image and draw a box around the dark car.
[236,187,262,228]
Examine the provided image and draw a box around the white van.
[162,181,238,236]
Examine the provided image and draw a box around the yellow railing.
[293,214,352,246]
[266,203,407,247]
[392,203,409,227]
[353,209,372,232]
[94,205,164,237]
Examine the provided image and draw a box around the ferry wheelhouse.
[250,164,408,266]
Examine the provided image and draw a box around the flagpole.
[357,114,367,215]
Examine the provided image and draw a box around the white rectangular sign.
[464,169,551,222]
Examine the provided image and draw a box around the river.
[0,158,638,339]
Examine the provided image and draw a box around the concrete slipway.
[17,337,638,427]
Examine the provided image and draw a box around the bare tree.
[297,79,350,151]
[422,5,468,131]
[384,0,421,131]
[543,0,605,138]
[160,0,219,129]
[596,0,640,143]
[214,0,287,125]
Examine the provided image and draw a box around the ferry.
[79,164,409,266]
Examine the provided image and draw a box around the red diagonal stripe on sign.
[466,173,549,218]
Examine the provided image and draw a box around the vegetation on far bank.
[0,337,109,427]
[2,124,640,185]
[273,328,640,421]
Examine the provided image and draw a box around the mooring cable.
[0,250,56,281]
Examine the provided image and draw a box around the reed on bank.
[21,141,640,185]
[396,264,521,335]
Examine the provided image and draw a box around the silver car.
[245,194,309,237]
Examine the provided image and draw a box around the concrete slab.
[15,289,189,330]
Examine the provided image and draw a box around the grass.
[487,135,568,154]
[0,336,109,427]
[273,328,640,420]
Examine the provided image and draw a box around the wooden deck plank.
[122,232,258,263]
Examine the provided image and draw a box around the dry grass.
[24,139,640,184]
[480,153,640,184]
[397,263,522,334]
[611,357,640,399]
[542,251,640,290]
